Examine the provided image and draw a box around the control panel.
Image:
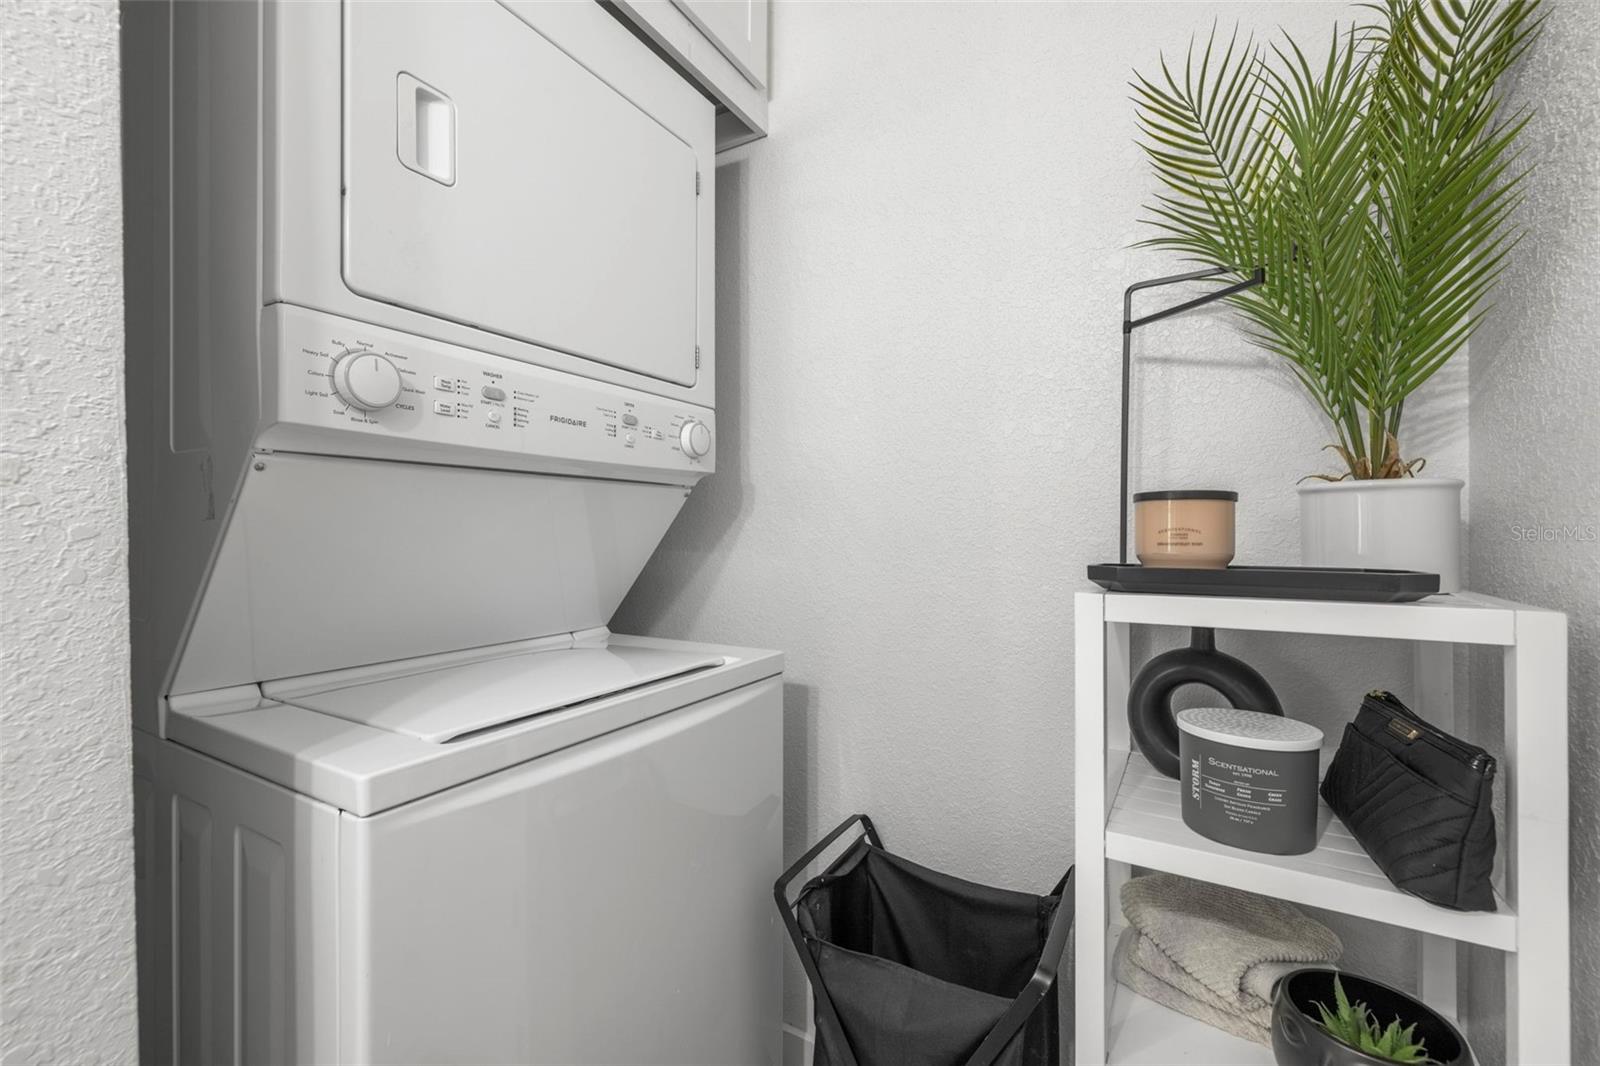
[262,306,713,478]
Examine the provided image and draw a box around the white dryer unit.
[121,2,778,1063]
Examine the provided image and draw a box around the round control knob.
[679,419,712,459]
[331,350,403,411]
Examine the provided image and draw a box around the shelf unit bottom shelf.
[1105,935,1273,1065]
[1108,987,1274,1065]
[1102,926,1465,1066]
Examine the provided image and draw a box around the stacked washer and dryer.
[123,2,780,1063]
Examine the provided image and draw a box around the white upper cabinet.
[674,0,768,90]
[609,0,770,150]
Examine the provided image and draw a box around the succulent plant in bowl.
[1271,968,1469,1066]
[1314,975,1433,1063]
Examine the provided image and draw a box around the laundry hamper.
[775,815,1073,1066]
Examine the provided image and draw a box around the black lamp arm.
[1119,265,1266,564]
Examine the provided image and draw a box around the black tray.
[1086,564,1440,602]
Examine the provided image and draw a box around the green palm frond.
[1133,0,1541,478]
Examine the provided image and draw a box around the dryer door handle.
[396,72,455,186]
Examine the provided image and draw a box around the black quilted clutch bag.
[1320,690,1497,911]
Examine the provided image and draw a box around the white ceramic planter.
[1298,478,1464,592]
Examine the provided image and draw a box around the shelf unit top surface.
[1077,589,1544,645]
[1105,751,1516,951]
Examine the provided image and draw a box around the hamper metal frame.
[775,814,1075,1066]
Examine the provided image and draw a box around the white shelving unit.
[1073,590,1569,1065]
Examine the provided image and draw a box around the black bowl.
[1271,968,1470,1066]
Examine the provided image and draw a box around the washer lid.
[268,645,724,744]
[167,635,783,817]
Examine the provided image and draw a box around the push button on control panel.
[433,375,453,391]
[481,385,506,401]
[432,400,453,415]
[622,413,639,427]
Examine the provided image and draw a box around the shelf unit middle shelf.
[1103,748,1516,951]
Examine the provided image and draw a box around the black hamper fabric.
[795,840,1062,1066]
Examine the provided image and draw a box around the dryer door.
[342,1,704,386]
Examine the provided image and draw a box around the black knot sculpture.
[1128,627,1284,778]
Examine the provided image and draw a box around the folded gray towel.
[1114,926,1272,1046]
[1123,873,1343,1006]
[1113,873,1343,1045]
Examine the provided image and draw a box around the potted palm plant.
[1132,0,1542,591]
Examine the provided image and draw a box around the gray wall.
[1463,3,1600,1063]
[0,2,138,1062]
[613,1,1479,1057]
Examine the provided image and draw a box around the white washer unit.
[122,2,779,1064]
[136,635,782,1066]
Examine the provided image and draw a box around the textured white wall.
[1462,3,1600,1064]
[0,2,138,1062]
[613,1,1474,1055]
